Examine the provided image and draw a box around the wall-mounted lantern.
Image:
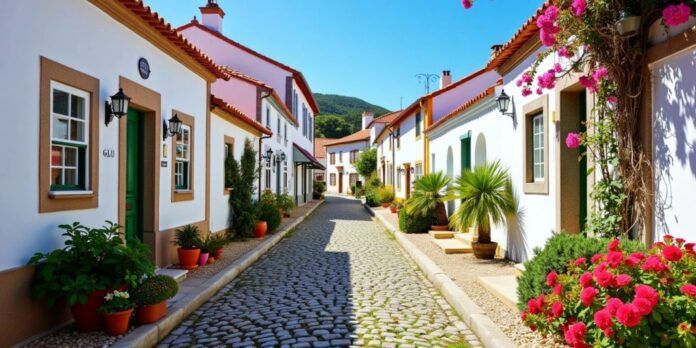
[275,151,286,164]
[261,148,274,166]
[105,88,131,126]
[496,89,514,117]
[163,114,183,140]
[616,10,641,36]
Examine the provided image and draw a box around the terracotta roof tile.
[210,95,272,135]
[325,129,371,147]
[367,110,401,128]
[314,138,337,158]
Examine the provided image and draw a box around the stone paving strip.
[158,195,480,348]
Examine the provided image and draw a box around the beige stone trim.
[522,95,549,195]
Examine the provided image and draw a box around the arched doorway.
[475,133,487,168]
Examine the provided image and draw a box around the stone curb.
[113,200,325,348]
[365,204,516,348]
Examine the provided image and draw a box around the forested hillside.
[314,93,390,138]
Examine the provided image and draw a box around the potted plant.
[389,198,403,214]
[198,236,211,267]
[173,225,202,270]
[276,193,295,218]
[132,275,178,324]
[208,233,227,260]
[28,222,153,332]
[375,185,394,208]
[448,161,515,259]
[405,172,451,231]
[99,290,134,336]
[255,190,282,238]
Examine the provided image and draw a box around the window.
[396,127,401,148]
[316,174,325,182]
[532,114,544,181]
[523,95,548,194]
[387,163,393,185]
[308,115,313,140]
[339,151,343,163]
[415,163,423,180]
[415,112,422,137]
[277,118,281,143]
[349,150,359,164]
[330,153,336,165]
[224,136,234,191]
[265,168,271,189]
[283,171,288,190]
[396,167,402,189]
[329,173,336,186]
[175,125,191,190]
[266,107,271,128]
[349,174,358,188]
[50,82,89,191]
[284,124,288,145]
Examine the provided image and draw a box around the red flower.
[579,272,594,288]
[614,274,633,287]
[685,243,695,251]
[642,255,669,272]
[574,257,587,266]
[521,311,528,321]
[606,251,624,268]
[654,241,666,249]
[564,322,587,348]
[663,245,683,261]
[528,295,544,314]
[632,297,654,316]
[663,3,692,27]
[664,234,674,242]
[608,239,620,252]
[594,309,613,330]
[595,270,615,288]
[629,252,646,261]
[635,284,660,307]
[625,255,641,267]
[605,297,623,316]
[553,284,563,295]
[551,301,564,318]
[616,304,642,327]
[547,271,558,287]
[591,253,603,264]
[680,284,696,297]
[676,238,686,245]
[580,287,599,306]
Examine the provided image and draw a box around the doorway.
[125,109,144,246]
[338,171,343,194]
[276,159,282,195]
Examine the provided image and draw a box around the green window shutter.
[460,132,471,172]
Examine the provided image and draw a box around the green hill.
[314,93,391,138]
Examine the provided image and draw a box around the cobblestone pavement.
[160,196,481,348]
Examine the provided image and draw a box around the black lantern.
[262,148,274,166]
[280,152,286,163]
[105,88,131,126]
[496,89,513,117]
[616,10,641,36]
[163,114,183,140]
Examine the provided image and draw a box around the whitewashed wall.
[0,0,208,270]
[431,71,501,123]
[259,98,295,197]
[392,113,424,199]
[325,141,369,194]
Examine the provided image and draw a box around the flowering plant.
[99,290,134,314]
[521,237,696,347]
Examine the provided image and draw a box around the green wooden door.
[125,110,144,246]
[460,133,471,173]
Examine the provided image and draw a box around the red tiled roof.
[367,110,401,128]
[178,21,320,113]
[114,0,229,80]
[486,0,552,70]
[210,95,272,135]
[314,138,337,158]
[325,129,371,147]
[425,81,502,133]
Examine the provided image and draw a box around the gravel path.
[161,196,481,348]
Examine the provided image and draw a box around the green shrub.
[365,190,379,207]
[132,275,178,306]
[374,186,394,204]
[398,206,434,233]
[313,180,326,199]
[517,233,645,310]
[257,190,282,232]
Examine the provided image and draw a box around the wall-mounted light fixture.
[616,10,641,36]
[275,151,286,164]
[105,88,131,126]
[496,89,514,117]
[163,114,183,141]
[261,148,274,166]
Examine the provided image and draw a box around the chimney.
[200,0,225,33]
[439,70,452,89]
[490,44,504,61]
[362,111,374,130]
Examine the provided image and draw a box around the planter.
[207,256,216,264]
[283,212,291,218]
[212,247,224,260]
[136,301,167,325]
[389,206,398,214]
[254,221,268,239]
[71,289,108,332]
[198,252,210,266]
[472,242,498,260]
[431,225,449,231]
[103,308,133,336]
[381,202,390,208]
[177,248,200,270]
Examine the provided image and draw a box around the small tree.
[354,148,377,178]
[228,139,258,239]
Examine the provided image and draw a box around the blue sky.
[146,0,543,111]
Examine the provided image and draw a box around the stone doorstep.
[454,233,476,244]
[476,276,520,313]
[428,230,455,239]
[155,268,188,283]
[432,238,472,254]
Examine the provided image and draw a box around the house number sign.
[138,58,151,79]
[102,149,115,158]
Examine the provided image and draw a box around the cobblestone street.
[160,196,480,348]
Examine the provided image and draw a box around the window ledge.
[48,190,95,199]
[174,189,192,194]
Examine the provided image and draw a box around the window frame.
[223,135,234,193]
[329,173,336,186]
[523,95,549,195]
[415,111,422,138]
[171,111,195,202]
[329,152,336,165]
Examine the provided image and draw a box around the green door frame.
[125,109,144,246]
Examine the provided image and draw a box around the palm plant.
[405,172,451,226]
[448,161,515,245]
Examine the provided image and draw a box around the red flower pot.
[136,301,167,325]
[198,252,210,266]
[177,248,200,270]
[254,221,268,239]
[103,308,133,336]
[71,289,108,332]
[381,202,390,208]
[213,247,224,260]
[389,206,398,214]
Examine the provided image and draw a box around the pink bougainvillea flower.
[580,287,599,306]
[595,270,615,288]
[537,6,560,47]
[574,257,587,267]
[593,67,609,81]
[642,255,669,272]
[565,132,581,149]
[558,46,574,58]
[614,274,633,287]
[608,239,621,252]
[605,297,623,316]
[608,96,618,104]
[551,301,564,318]
[579,272,594,288]
[663,3,692,27]
[635,284,660,307]
[625,255,641,267]
[536,88,544,95]
[564,322,587,348]
[571,0,587,17]
[594,309,613,330]
[663,245,683,261]
[547,271,558,287]
[553,62,563,73]
[629,252,645,261]
[579,75,598,93]
[616,303,642,327]
[537,69,557,90]
[461,0,473,9]
[521,87,533,97]
[606,251,624,268]
[680,284,696,297]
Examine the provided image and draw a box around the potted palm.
[132,275,178,324]
[99,290,134,336]
[448,161,515,259]
[208,233,228,260]
[173,225,201,270]
[405,172,451,231]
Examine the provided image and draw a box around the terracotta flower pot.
[431,225,449,231]
[381,202,390,208]
[198,252,209,266]
[207,256,216,264]
[71,289,108,332]
[389,206,398,214]
[177,248,200,270]
[212,247,224,260]
[136,301,167,325]
[472,242,498,260]
[254,221,268,239]
[103,308,133,336]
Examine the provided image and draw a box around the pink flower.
[663,3,692,27]
[571,0,587,17]
[580,287,599,306]
[594,309,613,330]
[553,284,563,295]
[663,245,683,261]
[537,69,557,90]
[605,298,623,316]
[635,284,660,307]
[608,96,618,104]
[527,295,544,314]
[558,46,574,58]
[536,88,543,95]
[553,63,563,73]
[591,253,603,264]
[537,6,560,47]
[632,297,654,316]
[629,252,645,261]
[616,304,642,327]
[574,257,587,267]
[579,75,598,93]
[521,87,533,97]
[579,272,594,288]
[642,255,669,272]
[520,72,533,84]
[547,271,558,287]
[595,271,615,288]
[608,239,621,252]
[551,301,564,318]
[593,67,609,81]
[614,274,633,287]
[680,284,696,297]
[565,132,581,149]
[564,322,587,348]
[606,251,623,268]
[461,0,473,9]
